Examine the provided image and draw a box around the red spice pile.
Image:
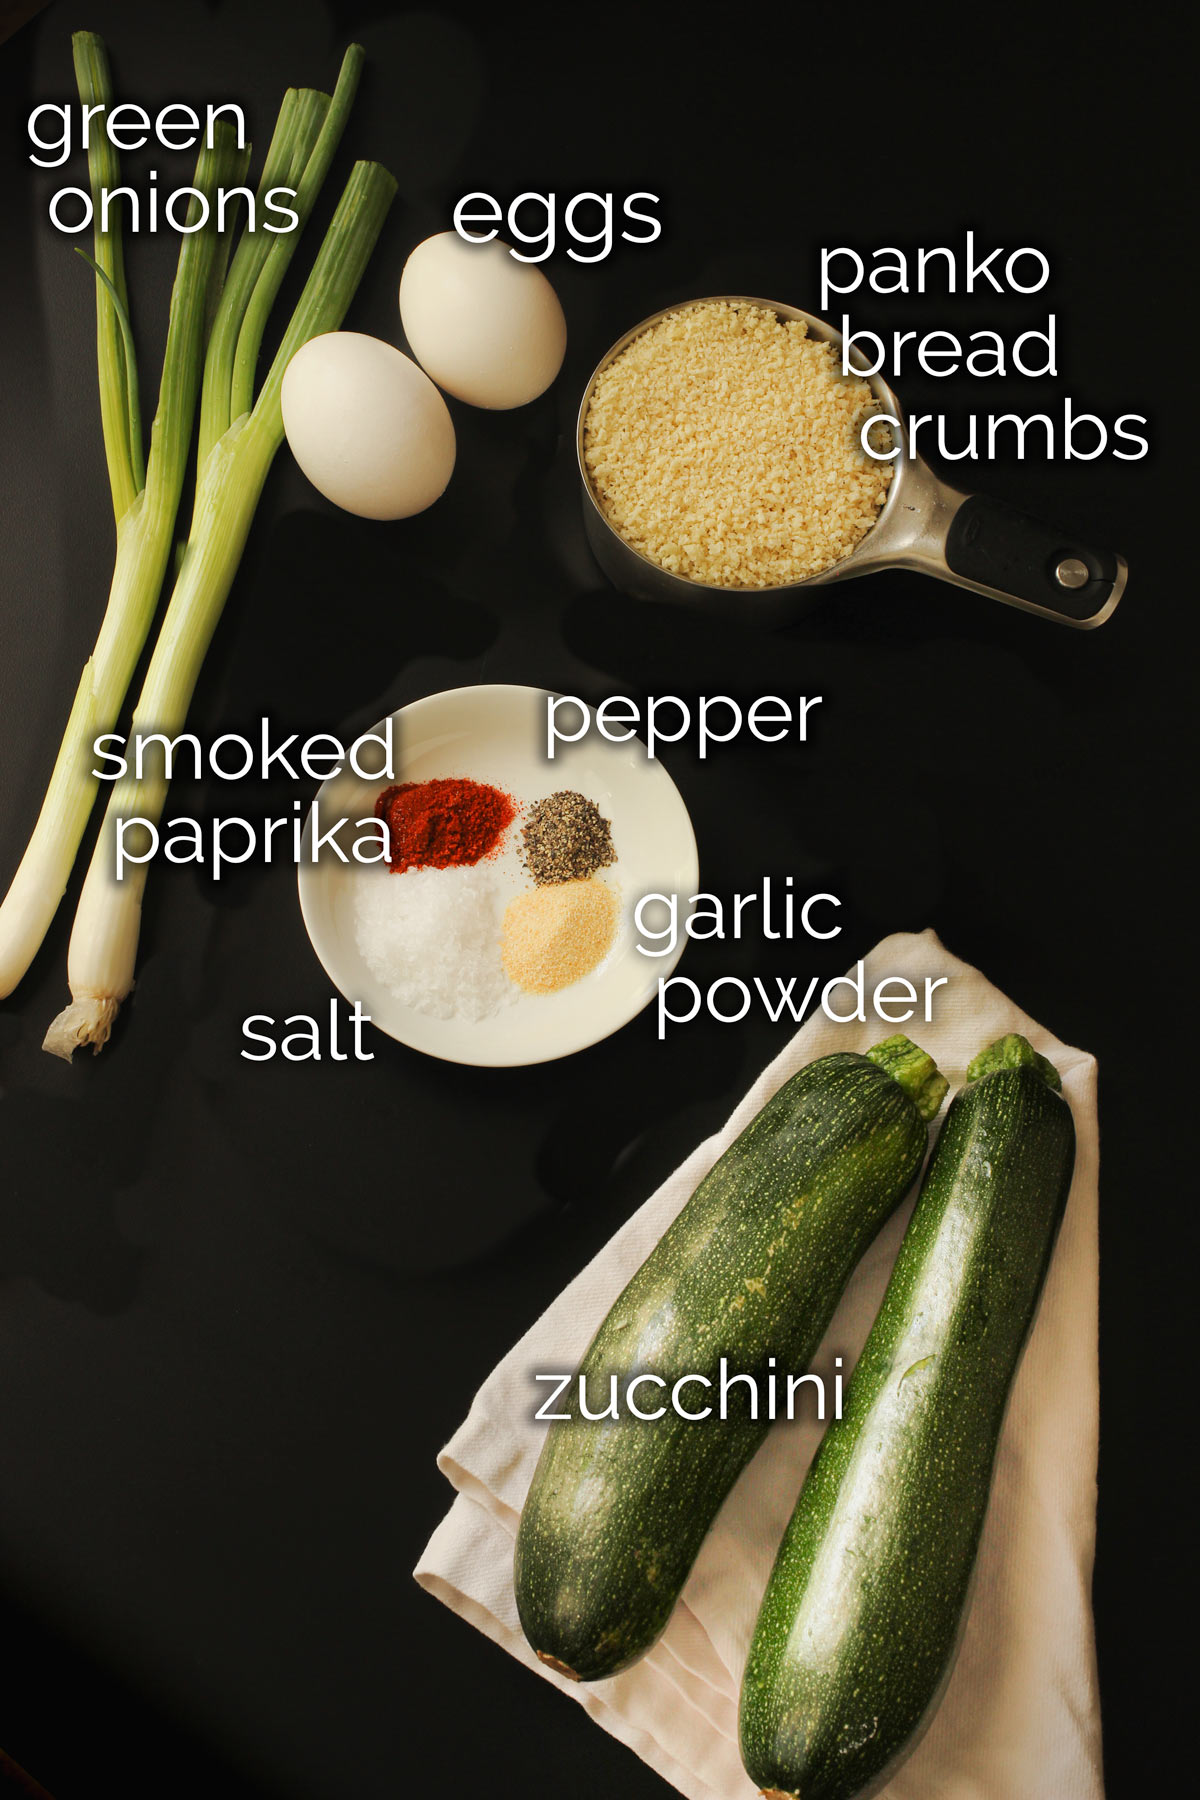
[375,776,515,874]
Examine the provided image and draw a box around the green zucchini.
[514,1035,946,1682]
[739,1033,1076,1800]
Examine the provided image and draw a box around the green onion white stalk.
[0,33,245,1000]
[44,157,396,1059]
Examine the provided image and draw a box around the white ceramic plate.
[297,683,698,1066]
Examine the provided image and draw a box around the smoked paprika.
[375,777,515,874]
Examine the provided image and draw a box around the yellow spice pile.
[502,880,617,995]
[583,300,893,590]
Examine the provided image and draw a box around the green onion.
[44,157,397,1058]
[230,54,366,423]
[197,87,320,463]
[71,30,139,521]
[0,35,242,1001]
[73,246,145,495]
[0,33,390,1036]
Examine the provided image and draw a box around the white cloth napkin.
[415,929,1103,1800]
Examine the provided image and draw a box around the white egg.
[399,231,567,410]
[281,331,456,521]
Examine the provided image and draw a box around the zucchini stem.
[867,1035,948,1121]
[967,1033,1062,1091]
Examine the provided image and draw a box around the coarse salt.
[354,862,516,1021]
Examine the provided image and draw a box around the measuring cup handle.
[943,493,1125,627]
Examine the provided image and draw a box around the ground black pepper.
[520,791,616,885]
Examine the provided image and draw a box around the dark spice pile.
[520,790,615,885]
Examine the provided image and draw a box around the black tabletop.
[0,3,1191,1796]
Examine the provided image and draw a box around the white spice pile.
[354,863,516,1021]
[583,300,893,589]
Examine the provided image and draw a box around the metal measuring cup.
[576,297,1126,629]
